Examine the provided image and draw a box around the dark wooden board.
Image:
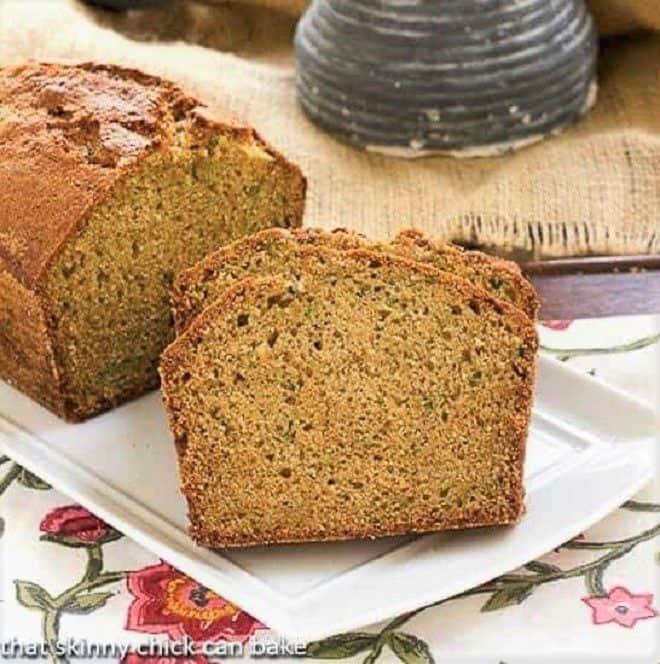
[522,255,660,319]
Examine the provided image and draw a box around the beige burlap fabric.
[210,0,660,33]
[1,0,658,257]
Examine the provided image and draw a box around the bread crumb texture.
[0,62,305,420]
[161,245,538,548]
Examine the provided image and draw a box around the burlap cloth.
[1,0,658,258]
[205,0,660,33]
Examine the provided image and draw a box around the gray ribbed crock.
[294,0,598,157]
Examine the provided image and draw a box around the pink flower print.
[582,586,658,628]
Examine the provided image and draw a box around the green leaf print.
[63,592,114,614]
[15,580,56,611]
[17,468,52,490]
[524,560,562,574]
[481,583,535,612]
[389,632,435,664]
[306,633,377,658]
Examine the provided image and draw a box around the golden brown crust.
[0,62,305,421]
[289,226,370,248]
[0,268,68,417]
[395,228,523,274]
[161,246,537,548]
[0,61,305,288]
[191,512,523,549]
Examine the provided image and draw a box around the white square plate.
[0,356,655,641]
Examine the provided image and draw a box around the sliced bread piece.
[172,227,537,334]
[294,227,536,316]
[296,227,538,318]
[172,228,304,333]
[392,229,538,317]
[160,247,538,548]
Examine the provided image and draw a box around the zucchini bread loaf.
[0,62,305,421]
[161,247,538,547]
[172,227,538,333]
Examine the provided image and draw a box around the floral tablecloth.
[1,316,658,663]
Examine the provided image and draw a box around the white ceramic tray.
[0,356,654,641]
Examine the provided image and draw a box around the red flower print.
[126,561,263,644]
[40,505,121,547]
[122,654,209,664]
[582,586,658,628]
[540,320,573,331]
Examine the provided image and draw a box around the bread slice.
[172,228,537,334]
[294,227,538,317]
[0,62,305,421]
[160,247,538,548]
[392,229,538,317]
